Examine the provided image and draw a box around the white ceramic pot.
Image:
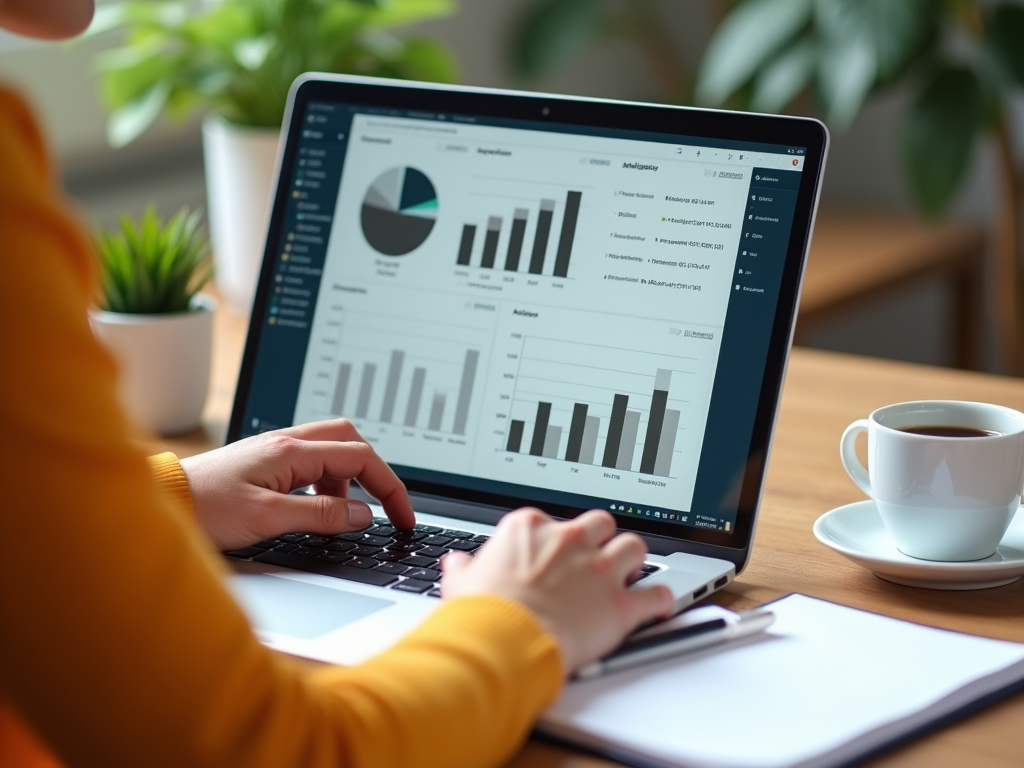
[90,295,216,436]
[202,115,280,315]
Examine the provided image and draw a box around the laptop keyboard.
[225,518,661,596]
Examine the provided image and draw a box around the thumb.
[440,550,472,577]
[271,492,373,536]
[626,584,675,630]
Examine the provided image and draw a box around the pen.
[575,608,776,680]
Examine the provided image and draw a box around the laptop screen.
[232,80,823,551]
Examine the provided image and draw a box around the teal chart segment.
[360,167,438,256]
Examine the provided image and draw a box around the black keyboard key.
[391,530,428,542]
[319,551,353,563]
[427,588,443,598]
[303,535,330,546]
[405,567,441,582]
[392,579,433,594]
[369,524,396,537]
[294,546,326,558]
[361,534,391,547]
[442,529,473,539]
[641,563,660,574]
[252,539,278,549]
[471,534,490,543]
[224,547,264,559]
[272,542,299,554]
[336,532,367,542]
[422,535,453,547]
[373,562,409,575]
[634,571,651,581]
[325,541,355,552]
[277,533,308,544]
[372,517,389,525]
[349,545,383,557]
[252,550,398,586]
[401,555,438,568]
[413,524,442,533]
[345,556,379,570]
[387,542,423,553]
[416,545,447,559]
[375,550,406,563]
[446,540,479,552]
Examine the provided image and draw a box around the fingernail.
[346,501,371,527]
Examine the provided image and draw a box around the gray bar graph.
[331,362,352,415]
[457,224,475,266]
[654,408,680,477]
[553,191,581,278]
[453,350,479,436]
[481,216,501,268]
[530,199,556,274]
[355,363,376,418]
[380,350,405,423]
[579,415,600,465]
[616,410,641,471]
[428,392,446,431]
[505,208,528,271]
[404,367,426,427]
[542,425,562,458]
[507,420,525,452]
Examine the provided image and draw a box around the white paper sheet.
[541,594,1024,768]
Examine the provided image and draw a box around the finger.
[572,509,618,548]
[277,418,368,445]
[439,551,472,597]
[264,491,374,536]
[273,439,415,529]
[623,584,675,630]
[312,476,350,498]
[601,532,649,584]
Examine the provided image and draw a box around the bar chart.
[505,367,681,477]
[456,189,582,277]
[330,347,480,436]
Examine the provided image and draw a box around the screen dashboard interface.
[240,98,807,536]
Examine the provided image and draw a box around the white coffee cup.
[840,400,1024,562]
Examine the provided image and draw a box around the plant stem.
[993,115,1023,375]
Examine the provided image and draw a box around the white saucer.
[813,501,1024,590]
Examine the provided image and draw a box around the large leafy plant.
[96,207,213,314]
[90,0,459,147]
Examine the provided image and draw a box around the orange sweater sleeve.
[0,87,562,768]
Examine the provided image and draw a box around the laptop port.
[714,576,729,589]
[692,585,708,599]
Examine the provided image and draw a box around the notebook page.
[540,594,1024,768]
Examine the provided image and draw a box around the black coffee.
[899,425,1001,438]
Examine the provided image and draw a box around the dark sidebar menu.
[241,102,353,436]
[688,167,801,529]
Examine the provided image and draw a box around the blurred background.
[2,0,1022,373]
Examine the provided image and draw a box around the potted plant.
[90,207,216,436]
[89,0,459,314]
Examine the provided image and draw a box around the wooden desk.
[796,210,985,370]
[153,305,1024,768]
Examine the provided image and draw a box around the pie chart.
[360,167,438,256]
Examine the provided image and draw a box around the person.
[0,1,674,766]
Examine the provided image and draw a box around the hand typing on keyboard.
[180,419,415,551]
[442,508,674,675]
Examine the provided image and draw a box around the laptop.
[222,74,828,665]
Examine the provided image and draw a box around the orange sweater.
[0,87,561,768]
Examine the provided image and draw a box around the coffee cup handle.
[840,419,872,497]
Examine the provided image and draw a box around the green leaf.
[696,0,813,106]
[509,0,605,80]
[366,0,457,28]
[899,67,985,218]
[234,34,275,71]
[988,2,1024,87]
[394,38,461,83]
[816,37,875,130]
[751,39,818,113]
[107,82,171,148]
[814,0,939,84]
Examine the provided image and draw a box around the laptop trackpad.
[230,574,394,640]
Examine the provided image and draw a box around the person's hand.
[179,420,414,551]
[441,508,674,674]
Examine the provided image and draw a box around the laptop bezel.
[228,74,828,573]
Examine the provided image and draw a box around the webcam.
[541,106,551,116]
